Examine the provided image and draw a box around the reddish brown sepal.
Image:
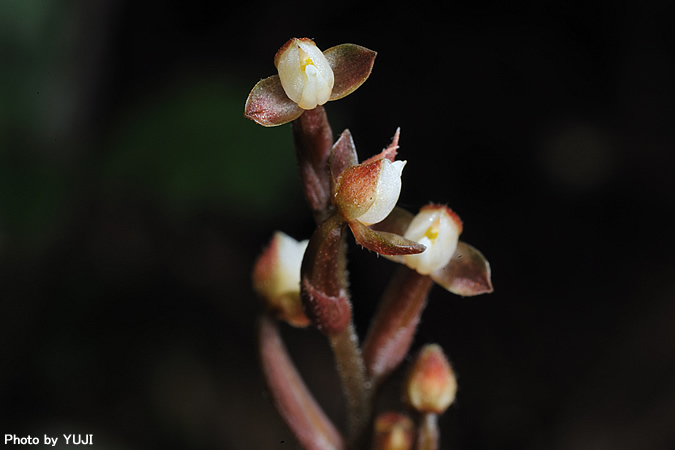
[370,206,414,236]
[244,75,304,127]
[324,43,377,101]
[431,241,493,296]
[349,220,426,256]
[333,159,382,221]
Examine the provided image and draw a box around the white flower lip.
[276,38,335,110]
[254,231,309,302]
[403,206,461,275]
[271,231,309,297]
[356,159,406,226]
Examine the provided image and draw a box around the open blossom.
[374,205,493,295]
[252,232,310,327]
[276,38,335,110]
[327,129,425,257]
[402,205,462,275]
[244,38,377,126]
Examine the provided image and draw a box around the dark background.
[2,1,674,449]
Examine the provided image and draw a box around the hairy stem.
[329,322,373,448]
[363,266,434,388]
[292,106,335,223]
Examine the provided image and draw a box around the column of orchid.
[247,37,493,450]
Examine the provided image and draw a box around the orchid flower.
[376,205,493,296]
[245,38,377,127]
[329,128,426,256]
[252,231,310,327]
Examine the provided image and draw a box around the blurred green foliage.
[103,78,299,219]
[1,0,301,261]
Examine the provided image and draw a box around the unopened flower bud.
[403,205,462,275]
[405,344,457,414]
[252,232,310,327]
[334,158,406,226]
[374,412,414,450]
[275,38,335,110]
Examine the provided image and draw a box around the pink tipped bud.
[374,412,414,450]
[403,205,463,275]
[334,157,406,226]
[405,344,457,414]
[252,232,310,327]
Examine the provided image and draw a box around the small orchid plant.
[246,37,493,450]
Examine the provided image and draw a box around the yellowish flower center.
[299,48,313,72]
[423,218,441,240]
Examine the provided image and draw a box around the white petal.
[298,64,332,109]
[356,159,406,226]
[276,39,334,110]
[276,43,304,103]
[272,232,309,296]
[296,39,334,89]
[403,208,460,275]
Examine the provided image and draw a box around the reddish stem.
[362,266,434,387]
[292,106,335,223]
[258,315,345,450]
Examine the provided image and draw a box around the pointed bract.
[300,214,353,335]
[329,129,359,185]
